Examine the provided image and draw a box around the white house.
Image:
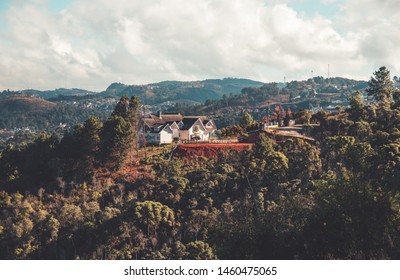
[179,118,207,141]
[145,124,173,144]
[139,112,217,145]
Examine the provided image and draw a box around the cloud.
[0,0,399,91]
[339,0,400,74]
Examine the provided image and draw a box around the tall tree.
[366,66,394,106]
[240,112,258,131]
[348,91,366,122]
[99,96,140,170]
[99,116,132,170]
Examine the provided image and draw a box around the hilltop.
[0,96,57,113]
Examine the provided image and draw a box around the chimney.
[158,111,162,119]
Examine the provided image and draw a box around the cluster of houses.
[139,112,217,145]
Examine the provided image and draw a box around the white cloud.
[338,0,400,74]
[0,0,399,91]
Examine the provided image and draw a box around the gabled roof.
[148,123,172,134]
[141,113,214,132]
[180,117,207,131]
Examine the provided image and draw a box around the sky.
[0,0,399,91]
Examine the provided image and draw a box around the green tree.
[366,66,394,107]
[307,172,396,259]
[133,201,175,236]
[348,91,366,122]
[321,136,355,171]
[185,241,216,260]
[75,116,102,175]
[281,138,322,180]
[99,116,132,170]
[295,110,312,124]
[240,112,258,131]
[99,96,140,170]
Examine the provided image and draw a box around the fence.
[180,139,239,144]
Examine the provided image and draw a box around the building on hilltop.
[139,112,217,145]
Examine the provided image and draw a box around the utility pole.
[140,105,147,158]
[327,64,330,85]
[266,101,270,131]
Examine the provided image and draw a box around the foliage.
[1,68,400,260]
[366,66,394,107]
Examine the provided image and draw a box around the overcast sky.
[0,0,399,91]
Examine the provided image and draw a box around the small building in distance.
[139,112,217,145]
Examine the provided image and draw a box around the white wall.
[159,129,173,144]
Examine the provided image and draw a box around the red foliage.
[174,143,253,159]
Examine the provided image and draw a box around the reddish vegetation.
[174,143,254,159]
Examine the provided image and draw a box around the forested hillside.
[0,67,400,260]
[101,78,264,104]
[0,96,109,131]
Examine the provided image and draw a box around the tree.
[307,171,395,259]
[295,110,312,124]
[321,136,355,171]
[112,96,140,124]
[75,116,102,175]
[252,133,288,183]
[348,91,366,122]
[99,116,132,170]
[99,96,140,170]
[281,138,322,180]
[133,201,175,237]
[240,112,258,131]
[366,66,394,106]
[185,241,216,260]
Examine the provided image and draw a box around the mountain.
[101,78,264,104]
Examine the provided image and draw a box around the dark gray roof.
[181,118,199,130]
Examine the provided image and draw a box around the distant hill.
[101,78,264,104]
[0,96,57,114]
[0,76,370,131]
[0,96,108,130]
[22,88,97,99]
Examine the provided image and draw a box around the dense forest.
[1,67,400,260]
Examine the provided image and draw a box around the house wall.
[169,123,180,139]
[146,133,160,144]
[188,119,207,141]
[180,130,189,141]
[159,130,173,144]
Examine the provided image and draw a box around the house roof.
[149,113,184,122]
[202,119,211,125]
[186,115,208,121]
[141,113,214,132]
[148,123,171,134]
[181,118,201,130]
